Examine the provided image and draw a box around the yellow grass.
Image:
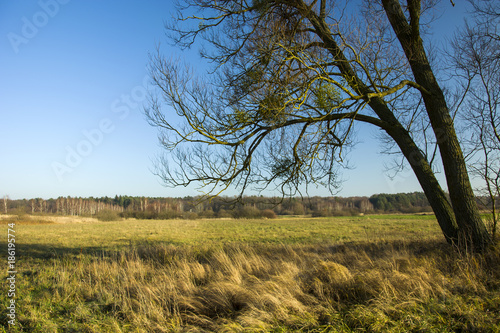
[12,215,442,250]
[1,215,499,332]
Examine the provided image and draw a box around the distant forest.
[2,192,496,220]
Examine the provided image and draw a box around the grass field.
[1,215,499,332]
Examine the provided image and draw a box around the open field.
[1,215,499,332]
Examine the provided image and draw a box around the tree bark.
[381,0,491,250]
[370,99,460,244]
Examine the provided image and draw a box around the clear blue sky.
[0,0,470,200]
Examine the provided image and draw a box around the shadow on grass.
[0,237,452,263]
[0,241,161,262]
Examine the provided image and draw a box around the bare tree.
[146,0,491,250]
[453,0,499,240]
[3,195,8,214]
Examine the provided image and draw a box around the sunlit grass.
[15,215,441,251]
[1,215,498,332]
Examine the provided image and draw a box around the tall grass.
[1,216,499,332]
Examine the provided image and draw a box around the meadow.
[1,214,499,332]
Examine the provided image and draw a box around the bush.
[331,208,361,217]
[232,206,263,219]
[293,203,305,215]
[312,209,331,217]
[158,210,182,219]
[10,207,27,217]
[217,209,232,218]
[312,209,361,217]
[199,209,216,218]
[96,210,121,221]
[120,210,185,220]
[261,209,277,219]
[183,212,200,220]
[138,211,156,219]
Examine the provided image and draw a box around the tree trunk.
[299,2,466,247]
[371,99,460,244]
[382,0,491,250]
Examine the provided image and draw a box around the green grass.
[16,214,441,251]
[1,215,499,332]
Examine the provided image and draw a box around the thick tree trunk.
[382,0,491,250]
[369,100,460,244]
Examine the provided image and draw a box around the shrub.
[232,206,262,219]
[261,209,277,219]
[121,210,185,220]
[217,209,232,218]
[183,212,200,220]
[312,209,331,217]
[158,210,182,219]
[121,210,153,219]
[293,203,306,215]
[96,210,121,221]
[199,209,216,218]
[331,209,361,217]
[12,207,28,219]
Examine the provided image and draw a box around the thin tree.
[3,195,8,214]
[146,0,491,250]
[453,0,499,240]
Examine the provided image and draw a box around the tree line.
[2,193,496,219]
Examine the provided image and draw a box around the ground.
[0,214,499,332]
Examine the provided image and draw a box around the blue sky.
[0,0,470,200]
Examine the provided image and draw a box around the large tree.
[146,0,492,250]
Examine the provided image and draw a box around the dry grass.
[1,215,499,332]
[0,214,98,225]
